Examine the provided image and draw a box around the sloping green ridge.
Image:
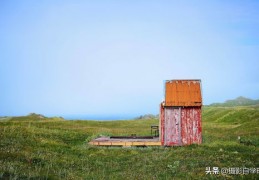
[210,96,259,107]
[202,106,259,150]
[203,106,259,134]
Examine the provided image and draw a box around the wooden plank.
[98,142,112,146]
[132,142,146,146]
[89,141,161,146]
[111,142,125,146]
[144,142,162,146]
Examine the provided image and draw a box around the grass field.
[0,106,258,179]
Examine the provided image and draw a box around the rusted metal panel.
[195,107,202,144]
[161,106,202,146]
[164,107,182,146]
[181,107,202,145]
[181,108,188,145]
[160,79,202,146]
[165,80,202,107]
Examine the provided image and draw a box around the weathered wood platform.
[89,136,161,147]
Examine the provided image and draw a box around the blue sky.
[0,0,259,119]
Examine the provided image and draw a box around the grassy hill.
[210,96,259,107]
[0,107,258,179]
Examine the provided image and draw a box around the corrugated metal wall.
[164,107,182,146]
[181,107,202,145]
[160,80,202,146]
[165,80,202,106]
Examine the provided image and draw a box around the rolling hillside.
[210,96,259,107]
[0,106,258,179]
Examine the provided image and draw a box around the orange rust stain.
[165,80,202,107]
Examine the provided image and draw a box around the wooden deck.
[89,136,161,147]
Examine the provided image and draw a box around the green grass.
[0,106,258,179]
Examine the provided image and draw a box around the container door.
[181,107,202,145]
[164,107,182,146]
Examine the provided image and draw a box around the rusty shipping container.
[160,79,202,146]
